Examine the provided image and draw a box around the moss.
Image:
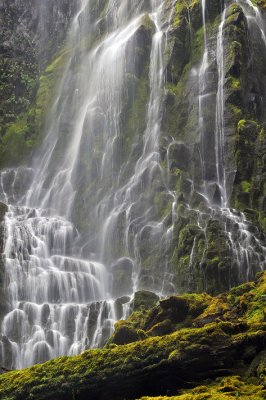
[253,0,266,10]
[0,46,71,168]
[0,57,38,136]
[0,274,265,399]
[140,376,265,399]
[241,180,252,193]
[231,119,266,232]
[108,322,147,345]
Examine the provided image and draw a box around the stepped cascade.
[0,0,265,370]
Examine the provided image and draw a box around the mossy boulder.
[133,291,159,311]
[110,321,147,345]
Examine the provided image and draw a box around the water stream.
[0,0,177,369]
[0,0,265,370]
[192,0,266,288]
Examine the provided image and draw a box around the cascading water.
[0,0,265,371]
[198,0,209,186]
[0,0,177,369]
[215,9,227,207]
[239,0,266,45]
[195,0,266,287]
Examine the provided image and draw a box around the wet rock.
[111,258,134,298]
[126,14,155,78]
[87,303,100,342]
[190,191,208,208]
[147,319,174,336]
[111,323,145,345]
[0,203,7,258]
[133,290,159,311]
[41,304,50,326]
[0,336,13,370]
[114,296,131,320]
[160,296,189,323]
[168,142,191,172]
[207,183,222,206]
[0,203,7,223]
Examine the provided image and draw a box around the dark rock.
[111,258,134,298]
[168,142,191,172]
[160,296,189,323]
[0,203,7,222]
[111,324,145,345]
[114,296,131,320]
[147,319,174,336]
[133,291,159,311]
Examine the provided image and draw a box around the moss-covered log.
[0,272,265,400]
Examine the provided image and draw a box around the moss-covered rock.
[110,321,147,345]
[133,291,160,311]
[0,273,265,399]
[0,0,76,167]
[139,376,266,399]
[0,46,71,168]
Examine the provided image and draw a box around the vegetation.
[140,376,266,400]
[0,272,265,399]
[0,47,71,168]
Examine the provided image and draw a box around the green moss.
[173,0,199,28]
[140,376,265,399]
[0,273,265,399]
[0,46,71,168]
[240,180,251,193]
[238,119,247,130]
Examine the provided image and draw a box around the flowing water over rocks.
[184,0,266,292]
[0,0,265,369]
[0,0,177,369]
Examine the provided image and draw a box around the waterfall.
[198,0,209,185]
[198,1,266,286]
[0,0,265,370]
[215,9,227,207]
[240,0,266,45]
[0,0,177,369]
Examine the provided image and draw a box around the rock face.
[160,0,266,294]
[0,0,76,165]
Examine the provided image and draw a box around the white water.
[0,0,178,369]
[1,206,116,367]
[239,0,266,45]
[191,0,266,290]
[198,0,209,185]
[215,9,227,207]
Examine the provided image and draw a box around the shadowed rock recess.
[0,0,265,398]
